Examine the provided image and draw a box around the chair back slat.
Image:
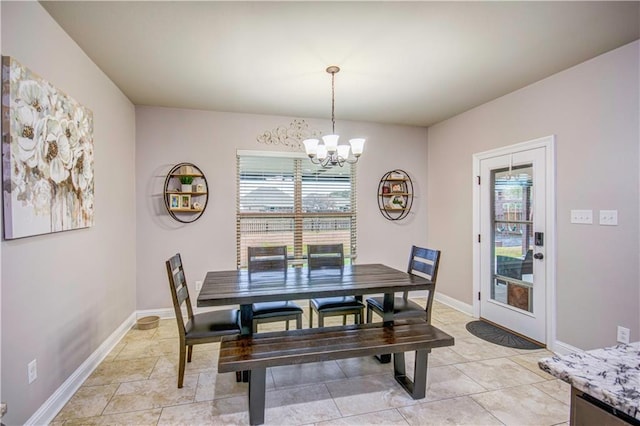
[403,246,441,323]
[166,253,194,339]
[174,269,186,289]
[176,285,189,306]
[308,244,344,271]
[407,246,440,281]
[248,246,288,276]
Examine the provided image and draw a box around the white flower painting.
[2,56,94,239]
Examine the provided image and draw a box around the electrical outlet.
[570,209,593,224]
[617,326,630,344]
[195,280,202,291]
[599,210,618,226]
[28,359,37,384]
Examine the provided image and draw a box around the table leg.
[240,304,253,335]
[376,292,394,363]
[240,304,253,382]
[382,292,394,325]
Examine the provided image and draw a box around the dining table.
[199,262,449,424]
[197,263,434,338]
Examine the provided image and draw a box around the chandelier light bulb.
[303,138,319,157]
[322,134,339,153]
[349,138,365,156]
[337,144,351,159]
[316,144,328,161]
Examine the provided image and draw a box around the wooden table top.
[197,263,434,307]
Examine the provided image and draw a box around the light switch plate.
[28,359,37,384]
[599,210,618,226]
[617,326,630,344]
[570,209,592,224]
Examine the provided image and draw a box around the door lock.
[533,253,544,260]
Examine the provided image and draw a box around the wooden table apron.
[197,263,434,335]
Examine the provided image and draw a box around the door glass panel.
[491,164,533,312]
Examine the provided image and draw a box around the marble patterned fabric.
[538,342,640,420]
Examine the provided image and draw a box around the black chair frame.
[166,253,241,388]
[366,246,441,324]
[248,246,303,333]
[308,243,364,328]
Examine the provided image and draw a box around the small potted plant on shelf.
[179,176,193,192]
[388,195,405,209]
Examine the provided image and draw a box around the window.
[236,151,356,268]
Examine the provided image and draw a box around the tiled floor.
[51,301,570,425]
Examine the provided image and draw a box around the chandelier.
[302,66,365,168]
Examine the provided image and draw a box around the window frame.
[236,150,357,268]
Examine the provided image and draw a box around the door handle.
[533,253,544,260]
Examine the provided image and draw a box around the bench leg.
[412,349,428,399]
[248,368,266,425]
[393,349,428,399]
[393,351,406,377]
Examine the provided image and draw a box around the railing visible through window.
[236,151,356,268]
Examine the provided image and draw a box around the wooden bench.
[218,319,455,425]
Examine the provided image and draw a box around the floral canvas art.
[2,56,94,239]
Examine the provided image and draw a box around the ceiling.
[40,1,639,128]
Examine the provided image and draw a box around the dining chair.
[248,246,303,333]
[308,243,365,327]
[366,246,441,324]
[166,253,241,388]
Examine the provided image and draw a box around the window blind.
[237,152,356,268]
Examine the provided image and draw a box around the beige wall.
[2,1,638,422]
[1,3,136,424]
[135,107,429,310]
[427,41,639,350]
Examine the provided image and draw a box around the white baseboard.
[26,307,188,425]
[138,306,226,317]
[550,340,584,356]
[25,312,137,426]
[435,292,474,316]
[136,307,176,319]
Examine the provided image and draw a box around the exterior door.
[479,146,547,343]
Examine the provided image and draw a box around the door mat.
[465,320,544,350]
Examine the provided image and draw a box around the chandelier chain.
[330,70,336,134]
